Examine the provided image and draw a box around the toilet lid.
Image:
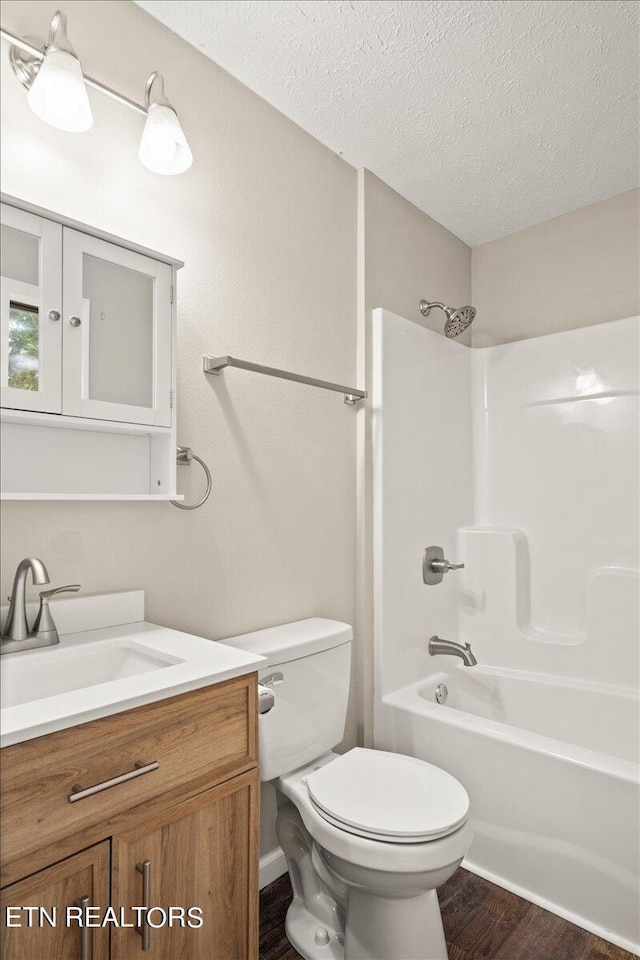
[306,748,469,843]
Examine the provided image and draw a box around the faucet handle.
[423,546,464,585]
[39,584,81,600]
[32,585,80,643]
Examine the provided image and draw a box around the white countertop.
[0,592,265,747]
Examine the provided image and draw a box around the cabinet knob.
[69,316,82,327]
[48,310,61,322]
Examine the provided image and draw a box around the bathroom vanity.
[0,592,263,960]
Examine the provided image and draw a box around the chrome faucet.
[428,635,477,667]
[1,558,79,655]
[2,558,49,642]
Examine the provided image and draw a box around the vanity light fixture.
[21,11,93,132]
[1,9,193,174]
[139,72,193,176]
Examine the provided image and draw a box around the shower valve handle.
[423,546,464,585]
[431,559,464,573]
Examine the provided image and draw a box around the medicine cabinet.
[0,196,182,500]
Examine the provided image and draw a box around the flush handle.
[261,671,284,687]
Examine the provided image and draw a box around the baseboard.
[462,857,640,956]
[259,847,288,890]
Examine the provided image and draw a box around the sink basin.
[1,640,183,708]
[0,600,265,748]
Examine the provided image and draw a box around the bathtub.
[378,664,640,953]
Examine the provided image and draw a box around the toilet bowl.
[276,749,472,960]
[223,618,472,960]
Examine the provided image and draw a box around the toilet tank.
[224,619,352,781]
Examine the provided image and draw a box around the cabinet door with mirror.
[62,230,172,426]
[1,205,62,414]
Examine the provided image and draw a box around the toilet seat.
[306,748,469,843]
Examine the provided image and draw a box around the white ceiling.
[135,0,639,245]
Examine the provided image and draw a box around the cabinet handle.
[75,896,91,960]
[136,860,151,952]
[48,310,61,322]
[69,760,159,803]
[69,315,82,327]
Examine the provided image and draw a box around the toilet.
[225,618,472,960]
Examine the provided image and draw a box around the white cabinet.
[1,203,173,427]
[1,205,62,414]
[0,197,182,500]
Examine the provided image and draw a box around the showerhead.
[419,299,476,338]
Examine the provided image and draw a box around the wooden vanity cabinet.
[0,674,259,960]
[0,842,110,960]
[112,772,259,960]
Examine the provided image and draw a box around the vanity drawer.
[1,673,258,886]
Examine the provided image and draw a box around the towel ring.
[171,446,212,510]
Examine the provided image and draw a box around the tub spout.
[428,635,477,666]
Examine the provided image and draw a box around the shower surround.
[372,310,640,953]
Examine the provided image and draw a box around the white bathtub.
[379,664,640,953]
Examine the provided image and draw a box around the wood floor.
[259,868,638,960]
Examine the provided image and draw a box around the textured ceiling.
[134,0,639,245]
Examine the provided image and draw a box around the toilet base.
[284,875,448,960]
[276,799,451,960]
[343,888,447,960]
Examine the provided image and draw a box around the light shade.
[138,101,193,176]
[27,47,93,133]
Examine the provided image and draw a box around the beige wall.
[471,189,640,346]
[355,170,472,742]
[0,0,358,858]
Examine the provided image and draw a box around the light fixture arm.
[47,10,72,53]
[48,11,62,46]
[145,71,171,110]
